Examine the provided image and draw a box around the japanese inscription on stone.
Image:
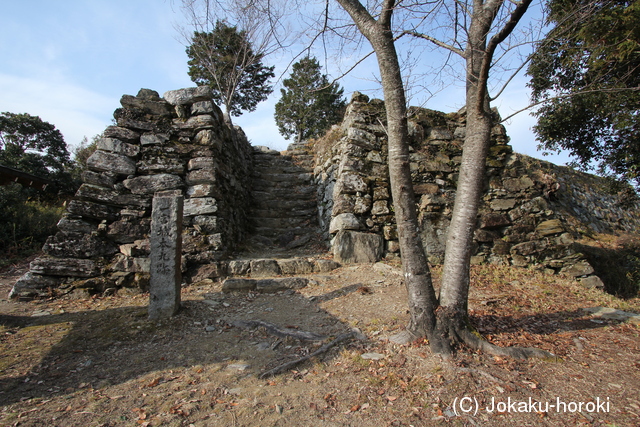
[149,190,183,320]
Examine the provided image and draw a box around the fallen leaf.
[387,396,398,402]
[146,377,160,388]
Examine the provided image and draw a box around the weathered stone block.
[333,230,383,264]
[329,213,361,234]
[9,272,62,299]
[250,259,280,277]
[510,240,547,256]
[277,258,314,275]
[66,199,119,221]
[536,219,564,236]
[193,215,219,233]
[107,218,150,243]
[43,232,119,258]
[96,138,140,157]
[480,213,511,229]
[111,255,151,273]
[86,150,136,176]
[123,174,183,195]
[490,198,517,211]
[191,100,215,114]
[561,260,595,277]
[187,184,218,198]
[503,176,534,192]
[338,173,368,194]
[373,186,391,200]
[30,258,99,277]
[579,275,605,289]
[371,200,390,215]
[137,158,185,175]
[76,184,151,209]
[103,126,140,141]
[313,259,341,272]
[120,94,173,117]
[56,216,97,234]
[183,197,218,216]
[194,129,221,146]
[81,170,117,188]
[228,260,251,276]
[163,87,212,105]
[188,157,215,170]
[140,133,170,146]
[173,115,217,131]
[222,278,256,292]
[186,169,218,185]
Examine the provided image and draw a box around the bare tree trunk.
[336,0,445,352]
[437,0,494,338]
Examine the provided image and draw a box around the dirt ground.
[1,256,639,427]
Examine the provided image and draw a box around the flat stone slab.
[583,307,640,324]
[222,277,310,293]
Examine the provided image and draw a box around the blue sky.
[0,0,570,165]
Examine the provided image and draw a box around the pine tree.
[274,56,346,143]
[186,21,275,120]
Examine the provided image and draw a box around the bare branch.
[404,30,465,56]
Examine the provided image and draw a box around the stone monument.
[148,190,183,320]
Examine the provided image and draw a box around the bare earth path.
[1,256,639,426]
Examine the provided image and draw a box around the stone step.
[250,207,317,218]
[225,257,340,278]
[249,216,315,229]
[251,187,317,200]
[251,226,318,238]
[252,198,317,211]
[252,181,317,194]
[252,164,311,174]
[251,172,314,183]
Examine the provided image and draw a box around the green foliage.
[527,0,640,188]
[186,21,275,118]
[0,184,65,264]
[274,56,346,143]
[0,112,74,196]
[0,113,75,262]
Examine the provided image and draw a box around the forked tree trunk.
[336,0,553,359]
[336,0,447,353]
[435,0,495,345]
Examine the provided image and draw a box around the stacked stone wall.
[315,92,640,288]
[11,88,253,299]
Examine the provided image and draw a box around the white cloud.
[0,73,118,149]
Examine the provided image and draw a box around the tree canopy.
[186,20,275,119]
[528,0,640,187]
[0,112,71,185]
[274,56,346,143]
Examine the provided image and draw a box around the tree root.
[457,327,558,360]
[232,320,326,342]
[259,331,356,378]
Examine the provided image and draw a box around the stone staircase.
[243,143,324,257]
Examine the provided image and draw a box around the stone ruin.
[9,88,640,301]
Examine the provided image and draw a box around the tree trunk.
[335,0,445,353]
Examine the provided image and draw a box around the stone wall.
[315,92,640,288]
[10,88,640,299]
[11,88,253,299]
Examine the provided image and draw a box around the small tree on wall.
[186,21,275,121]
[274,56,346,143]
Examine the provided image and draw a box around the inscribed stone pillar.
[149,190,183,320]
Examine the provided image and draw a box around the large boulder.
[333,230,383,264]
